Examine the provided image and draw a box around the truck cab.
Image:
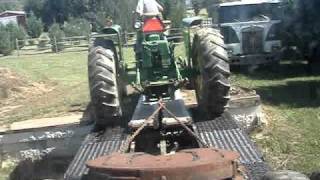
[212,0,283,66]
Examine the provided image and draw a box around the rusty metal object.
[86,148,244,180]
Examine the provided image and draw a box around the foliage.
[170,0,186,27]
[23,0,138,31]
[0,25,13,56]
[159,0,186,27]
[26,12,43,38]
[28,39,35,45]
[5,23,26,49]
[281,0,320,54]
[37,33,50,49]
[159,0,171,20]
[63,18,91,37]
[48,23,65,52]
[192,0,201,15]
[0,3,18,13]
[42,0,67,27]
[91,0,138,31]
[24,0,45,18]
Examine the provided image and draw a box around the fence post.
[87,35,91,48]
[124,31,128,47]
[70,38,74,48]
[54,36,58,53]
[16,38,20,56]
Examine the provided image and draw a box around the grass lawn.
[232,63,320,174]
[1,49,320,176]
[0,51,89,124]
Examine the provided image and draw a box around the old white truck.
[212,0,283,67]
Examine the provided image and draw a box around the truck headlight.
[272,45,280,52]
[227,48,234,55]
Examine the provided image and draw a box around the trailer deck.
[64,112,268,180]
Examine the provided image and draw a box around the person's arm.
[156,1,164,12]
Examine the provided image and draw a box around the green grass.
[0,51,89,124]
[232,63,320,174]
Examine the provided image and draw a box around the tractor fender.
[182,17,203,27]
[101,24,122,35]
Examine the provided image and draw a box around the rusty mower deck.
[64,113,268,180]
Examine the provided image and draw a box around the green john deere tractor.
[88,16,230,126]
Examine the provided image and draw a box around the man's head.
[106,16,113,27]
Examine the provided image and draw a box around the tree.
[0,3,18,13]
[22,0,142,31]
[5,23,26,49]
[0,24,13,56]
[27,12,43,38]
[48,23,65,52]
[24,0,45,18]
[282,0,320,54]
[159,0,186,27]
[65,0,90,18]
[92,0,138,31]
[159,0,171,20]
[41,0,67,27]
[63,18,91,37]
[192,0,201,15]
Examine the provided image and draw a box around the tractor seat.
[143,17,165,33]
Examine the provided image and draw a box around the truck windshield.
[219,3,281,23]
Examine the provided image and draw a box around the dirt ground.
[0,68,56,125]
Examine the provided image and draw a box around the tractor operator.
[136,0,164,17]
[134,0,164,60]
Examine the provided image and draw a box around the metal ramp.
[64,93,268,180]
[195,113,269,179]
[64,127,127,180]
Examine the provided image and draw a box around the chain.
[119,101,163,153]
[119,99,209,153]
[161,105,209,148]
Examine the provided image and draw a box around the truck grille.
[242,27,264,54]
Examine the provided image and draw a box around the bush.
[28,39,35,45]
[0,25,13,56]
[48,23,65,52]
[5,23,27,49]
[159,0,186,27]
[37,33,50,49]
[63,18,91,37]
[26,12,43,38]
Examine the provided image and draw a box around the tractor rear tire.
[192,28,231,119]
[262,170,310,180]
[88,46,122,126]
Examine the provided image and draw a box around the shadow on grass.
[255,80,320,108]
[231,62,320,80]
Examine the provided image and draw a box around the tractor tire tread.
[193,28,231,118]
[88,46,121,125]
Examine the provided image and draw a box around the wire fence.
[13,32,139,56]
[12,22,215,57]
